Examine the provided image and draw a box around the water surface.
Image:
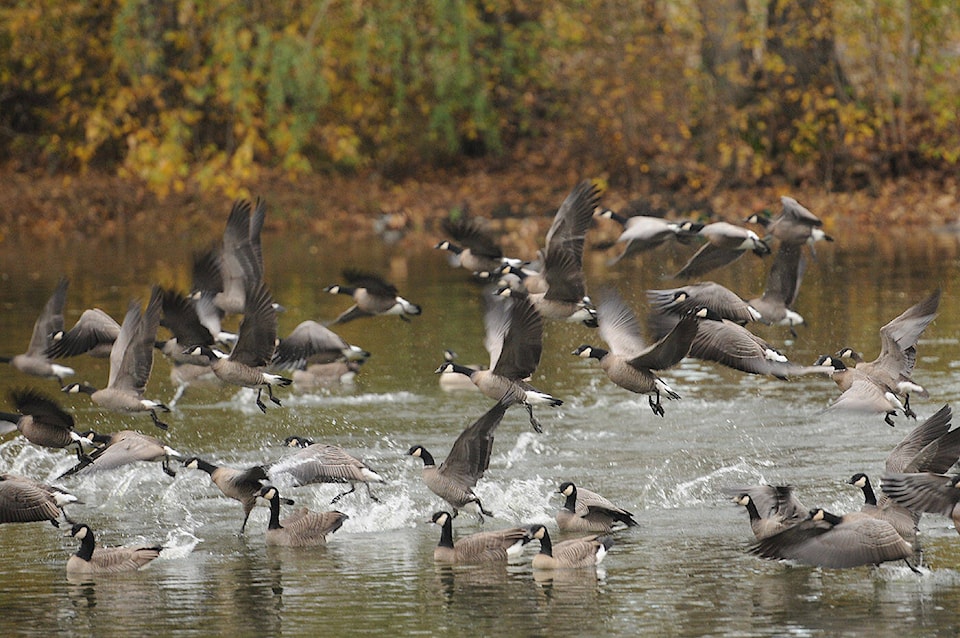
[1,223,960,637]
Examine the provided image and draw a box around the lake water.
[1,219,960,637]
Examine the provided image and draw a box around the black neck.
[743,498,762,523]
[446,362,474,377]
[267,494,282,530]
[418,448,436,466]
[562,492,578,512]
[859,479,877,506]
[437,517,454,549]
[75,529,96,562]
[537,529,553,557]
[193,458,218,475]
[820,510,843,526]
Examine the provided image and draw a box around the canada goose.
[745,196,833,247]
[435,294,559,433]
[835,289,940,414]
[555,482,638,533]
[438,350,483,392]
[0,473,78,526]
[646,282,761,325]
[46,307,121,359]
[436,217,519,274]
[182,456,268,533]
[517,181,601,326]
[258,486,346,547]
[728,486,806,540]
[62,286,170,430]
[748,508,915,570]
[65,523,162,574]
[192,198,268,317]
[847,473,917,545]
[407,401,508,521]
[57,430,182,479]
[815,355,907,426]
[430,511,530,563]
[324,270,421,324]
[269,436,386,503]
[0,276,74,383]
[498,248,598,327]
[0,388,91,462]
[880,472,960,535]
[847,404,960,544]
[649,307,823,379]
[291,360,364,388]
[746,242,806,335]
[596,208,703,263]
[573,290,697,417]
[271,320,369,369]
[673,221,770,279]
[526,524,613,569]
[208,281,291,412]
[155,287,222,366]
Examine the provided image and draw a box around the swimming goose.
[526,524,613,569]
[259,486,346,547]
[192,198,268,317]
[407,401,508,522]
[729,487,807,540]
[596,208,703,264]
[430,511,530,563]
[672,221,770,279]
[0,473,78,526]
[436,217,519,274]
[746,242,806,334]
[324,270,421,325]
[646,282,761,325]
[847,473,917,545]
[748,508,915,570]
[436,294,559,433]
[58,429,182,478]
[46,307,121,359]
[834,289,940,414]
[62,286,170,430]
[437,350,483,392]
[208,281,291,412]
[291,360,364,388]
[555,482,638,533]
[0,276,74,383]
[0,388,90,462]
[745,196,833,247]
[815,355,907,426]
[182,457,268,534]
[269,436,386,503]
[65,523,162,574]
[271,320,369,370]
[573,290,697,417]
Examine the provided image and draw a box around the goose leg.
[525,404,544,433]
[255,389,267,413]
[161,458,177,478]
[648,392,665,417]
[331,484,356,504]
[903,395,917,419]
[884,412,896,427]
[150,410,169,430]
[364,483,381,503]
[267,385,282,406]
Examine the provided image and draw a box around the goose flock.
[0,181,951,582]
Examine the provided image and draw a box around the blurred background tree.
[1,0,957,199]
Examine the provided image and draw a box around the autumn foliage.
[1,0,958,199]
